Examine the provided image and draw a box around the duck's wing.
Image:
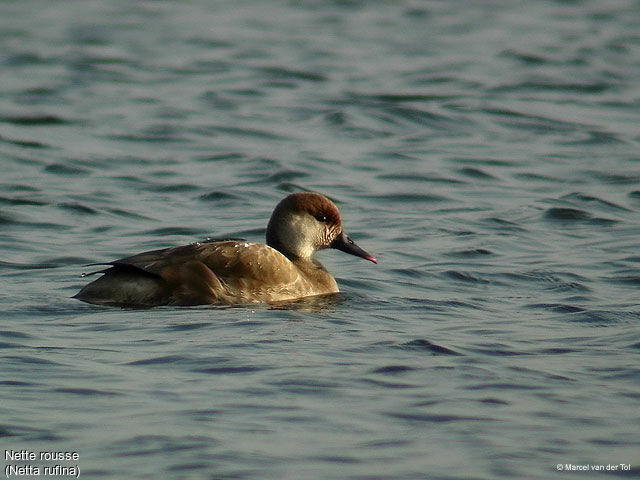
[75,241,245,306]
[88,238,243,274]
[108,240,298,281]
[196,240,302,287]
[75,238,314,306]
[109,242,211,276]
[96,240,302,304]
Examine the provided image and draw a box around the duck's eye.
[314,214,328,223]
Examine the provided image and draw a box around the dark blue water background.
[1,1,639,478]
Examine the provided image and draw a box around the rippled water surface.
[2,0,639,478]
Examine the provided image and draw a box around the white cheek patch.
[280,214,317,258]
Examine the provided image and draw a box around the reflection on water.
[269,292,344,313]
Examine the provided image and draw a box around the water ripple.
[398,339,461,356]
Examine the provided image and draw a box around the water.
[1,0,639,478]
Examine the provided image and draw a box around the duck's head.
[266,192,377,264]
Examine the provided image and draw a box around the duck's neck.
[267,235,314,264]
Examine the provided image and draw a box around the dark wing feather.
[107,242,215,276]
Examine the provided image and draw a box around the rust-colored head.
[266,192,377,263]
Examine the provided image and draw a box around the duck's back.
[74,239,338,307]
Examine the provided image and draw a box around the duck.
[74,192,377,307]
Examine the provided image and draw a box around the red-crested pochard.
[74,192,377,307]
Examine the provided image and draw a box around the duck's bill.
[330,232,378,264]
